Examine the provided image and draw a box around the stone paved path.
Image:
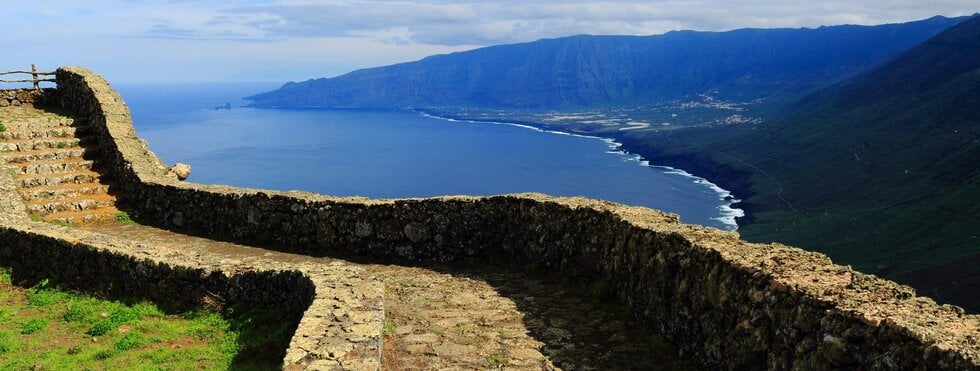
[79,221,692,370]
[3,104,692,369]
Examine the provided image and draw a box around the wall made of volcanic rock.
[0,89,50,107]
[0,221,315,319]
[54,65,980,370]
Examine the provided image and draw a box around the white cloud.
[1,1,976,82]
[218,1,979,45]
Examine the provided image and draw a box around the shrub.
[21,319,47,334]
[115,332,147,351]
[63,303,96,323]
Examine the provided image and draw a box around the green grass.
[383,320,397,335]
[115,211,137,225]
[0,267,293,369]
[0,122,6,133]
[486,354,506,367]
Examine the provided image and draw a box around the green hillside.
[623,15,980,311]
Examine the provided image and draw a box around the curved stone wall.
[52,66,980,369]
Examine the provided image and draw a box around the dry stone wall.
[0,89,49,107]
[50,66,980,369]
[0,222,315,315]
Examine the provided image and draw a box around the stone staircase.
[0,107,119,224]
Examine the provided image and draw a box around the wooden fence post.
[31,64,39,91]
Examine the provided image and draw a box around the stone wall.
[53,66,980,369]
[0,223,315,316]
[0,88,51,107]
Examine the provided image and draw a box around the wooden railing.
[0,64,55,90]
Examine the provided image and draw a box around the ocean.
[116,83,743,231]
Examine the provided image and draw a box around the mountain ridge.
[247,15,968,109]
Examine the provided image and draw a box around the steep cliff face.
[247,16,966,109]
[630,14,980,311]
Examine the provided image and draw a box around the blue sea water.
[116,83,742,230]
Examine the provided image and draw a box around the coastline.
[414,109,746,231]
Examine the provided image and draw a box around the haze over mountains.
[248,14,980,311]
[248,15,965,109]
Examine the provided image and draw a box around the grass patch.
[486,354,506,367]
[20,319,47,335]
[114,211,137,225]
[0,267,293,369]
[0,122,6,133]
[383,320,397,335]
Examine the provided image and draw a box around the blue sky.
[4,1,976,83]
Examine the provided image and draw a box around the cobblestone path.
[79,221,691,370]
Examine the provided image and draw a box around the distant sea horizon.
[116,82,744,231]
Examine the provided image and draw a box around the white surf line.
[618,122,651,131]
[417,111,746,231]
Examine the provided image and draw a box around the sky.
[3,1,977,84]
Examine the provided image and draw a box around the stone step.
[42,206,121,225]
[25,193,117,214]
[0,125,91,140]
[15,169,103,188]
[18,182,113,201]
[12,158,95,175]
[1,146,99,163]
[0,137,83,151]
[4,117,76,129]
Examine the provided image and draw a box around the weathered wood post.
[31,64,39,91]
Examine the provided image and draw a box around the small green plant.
[88,307,139,336]
[114,332,147,351]
[487,354,506,367]
[63,304,94,322]
[114,211,136,225]
[28,214,42,223]
[27,279,59,307]
[94,349,116,360]
[0,122,6,133]
[132,301,164,318]
[21,318,47,334]
[383,320,397,335]
[56,141,68,149]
